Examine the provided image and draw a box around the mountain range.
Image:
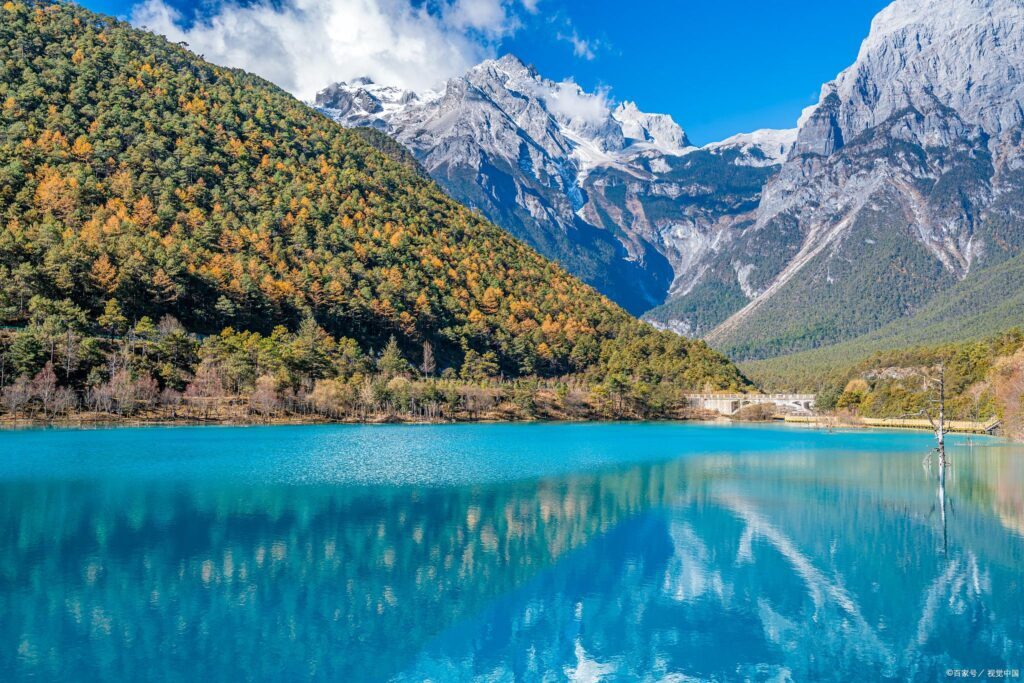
[316,0,1024,372]
[315,57,794,318]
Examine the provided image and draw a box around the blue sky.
[81,0,890,144]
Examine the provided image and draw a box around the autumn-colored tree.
[91,255,118,294]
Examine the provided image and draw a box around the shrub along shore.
[0,385,717,427]
[0,311,726,426]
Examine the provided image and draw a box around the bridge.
[685,393,816,416]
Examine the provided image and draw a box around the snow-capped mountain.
[689,0,1024,358]
[317,57,693,175]
[315,78,427,122]
[316,0,1024,361]
[705,129,797,168]
[316,55,789,315]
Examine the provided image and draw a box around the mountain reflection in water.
[0,424,1022,681]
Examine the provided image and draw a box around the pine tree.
[214,296,237,321]
[378,336,410,378]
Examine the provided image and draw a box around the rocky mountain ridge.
[315,55,792,316]
[702,0,1024,359]
[316,0,1024,365]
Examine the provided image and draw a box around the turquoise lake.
[1,422,1023,681]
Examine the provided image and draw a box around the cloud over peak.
[131,0,539,99]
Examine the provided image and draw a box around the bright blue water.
[1,422,1022,681]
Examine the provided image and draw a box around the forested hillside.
[0,0,748,421]
[748,330,1024,435]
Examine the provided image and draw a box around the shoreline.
[0,411,1008,440]
[0,410,724,430]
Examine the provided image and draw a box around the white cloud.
[131,0,540,99]
[535,79,612,126]
[557,30,595,60]
[445,0,514,36]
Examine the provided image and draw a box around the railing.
[859,416,1001,434]
[785,415,1001,433]
[684,394,816,401]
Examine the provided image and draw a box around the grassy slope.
[743,252,1024,391]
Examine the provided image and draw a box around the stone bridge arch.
[685,394,816,416]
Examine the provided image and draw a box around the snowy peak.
[613,101,690,154]
[314,79,431,125]
[704,128,797,166]
[468,53,537,83]
[457,54,629,158]
[312,52,719,312]
[315,54,701,174]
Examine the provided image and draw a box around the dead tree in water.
[902,363,953,554]
[924,364,950,468]
[924,363,948,467]
[903,363,949,468]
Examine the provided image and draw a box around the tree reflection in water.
[1,438,1023,681]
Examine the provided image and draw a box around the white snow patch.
[648,157,672,174]
[706,128,797,166]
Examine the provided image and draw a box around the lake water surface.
[1,422,1023,681]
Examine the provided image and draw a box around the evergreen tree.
[98,300,129,337]
[378,336,410,378]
